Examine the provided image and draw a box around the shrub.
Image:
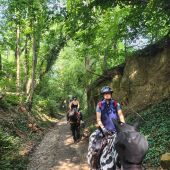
[0,128,28,170]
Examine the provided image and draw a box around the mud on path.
[27,119,89,170]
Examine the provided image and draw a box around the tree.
[15,25,20,92]
[0,54,2,71]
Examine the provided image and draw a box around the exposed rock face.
[87,37,170,114]
[160,153,170,170]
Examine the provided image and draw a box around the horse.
[114,120,148,170]
[68,108,81,142]
[87,120,148,170]
[87,129,119,170]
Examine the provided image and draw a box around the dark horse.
[113,120,148,170]
[67,108,81,143]
[87,120,148,170]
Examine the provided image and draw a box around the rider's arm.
[77,101,80,109]
[117,103,125,123]
[96,104,104,128]
[69,101,72,110]
[96,112,104,128]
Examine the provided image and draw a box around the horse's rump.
[68,108,80,124]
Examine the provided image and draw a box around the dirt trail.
[27,119,89,170]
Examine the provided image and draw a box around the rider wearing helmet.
[87,86,125,169]
[96,86,125,135]
[69,96,80,111]
[67,96,82,143]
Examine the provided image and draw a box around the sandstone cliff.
[87,37,170,115]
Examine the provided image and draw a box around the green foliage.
[0,0,169,168]
[33,78,60,117]
[0,128,28,170]
[0,108,54,169]
[0,0,66,107]
[0,99,9,109]
[5,95,20,106]
[127,99,170,166]
[46,99,57,116]
[1,0,169,111]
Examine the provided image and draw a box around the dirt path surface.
[27,119,89,170]
[27,118,159,170]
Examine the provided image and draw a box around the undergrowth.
[0,100,57,170]
[0,127,28,170]
[127,99,170,166]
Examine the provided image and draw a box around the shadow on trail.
[50,121,89,170]
[28,119,89,170]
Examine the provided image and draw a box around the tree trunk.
[15,25,20,92]
[0,54,2,71]
[27,32,37,110]
[26,78,32,95]
[23,36,30,93]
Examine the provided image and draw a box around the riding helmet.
[72,96,77,100]
[101,86,113,94]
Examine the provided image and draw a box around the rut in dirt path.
[27,119,89,170]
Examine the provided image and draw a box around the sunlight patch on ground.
[64,134,73,145]
[38,113,58,122]
[28,118,90,170]
[19,141,33,156]
[50,161,89,170]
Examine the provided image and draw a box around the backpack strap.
[113,100,117,108]
[98,100,106,111]
[98,99,118,111]
[113,100,118,113]
[98,101,102,110]
[98,99,120,123]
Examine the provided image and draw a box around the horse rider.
[87,86,125,169]
[69,96,80,111]
[96,86,125,136]
[67,96,82,143]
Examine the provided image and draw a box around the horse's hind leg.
[71,124,77,142]
[75,125,80,141]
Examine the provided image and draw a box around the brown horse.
[68,108,81,142]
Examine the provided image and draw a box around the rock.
[160,153,170,170]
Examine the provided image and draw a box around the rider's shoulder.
[97,99,105,104]
[112,100,122,110]
[97,99,106,109]
[112,99,119,105]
